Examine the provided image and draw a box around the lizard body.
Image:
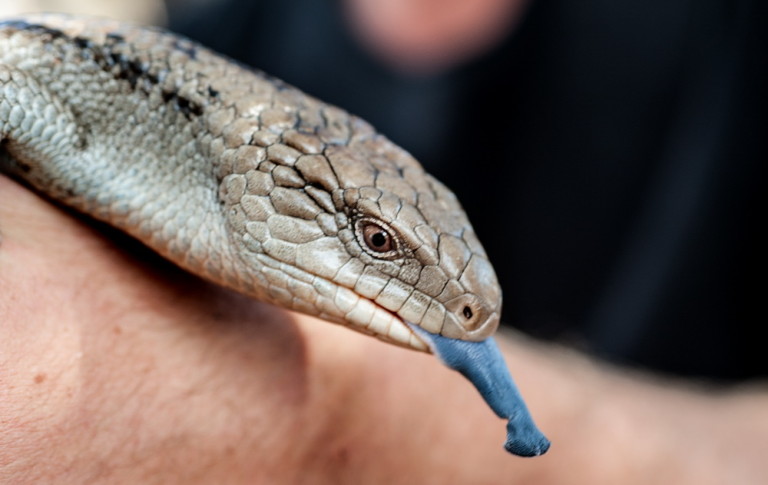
[0,13,549,456]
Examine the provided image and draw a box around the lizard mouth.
[250,252,429,352]
[311,277,430,352]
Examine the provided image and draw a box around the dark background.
[165,0,766,380]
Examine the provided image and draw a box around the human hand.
[0,174,540,483]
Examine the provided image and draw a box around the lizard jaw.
[316,280,430,352]
[247,252,429,352]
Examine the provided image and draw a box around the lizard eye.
[357,219,397,255]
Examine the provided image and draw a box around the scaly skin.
[0,13,500,349]
[0,13,548,456]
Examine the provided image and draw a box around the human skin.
[2,175,768,484]
[0,174,548,483]
[343,0,531,73]
[1,0,766,481]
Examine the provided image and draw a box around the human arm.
[3,174,767,484]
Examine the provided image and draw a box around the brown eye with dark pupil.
[362,222,394,253]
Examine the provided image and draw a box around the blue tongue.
[409,325,550,457]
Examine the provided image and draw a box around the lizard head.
[219,102,501,351]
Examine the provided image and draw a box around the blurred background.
[3,0,765,381]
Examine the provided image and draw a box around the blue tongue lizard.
[409,325,550,457]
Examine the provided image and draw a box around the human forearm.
[0,174,524,483]
[3,174,768,484]
[493,330,768,484]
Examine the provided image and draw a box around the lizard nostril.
[462,305,473,320]
[443,295,495,336]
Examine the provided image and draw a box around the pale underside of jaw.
[251,252,429,351]
[324,280,430,351]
